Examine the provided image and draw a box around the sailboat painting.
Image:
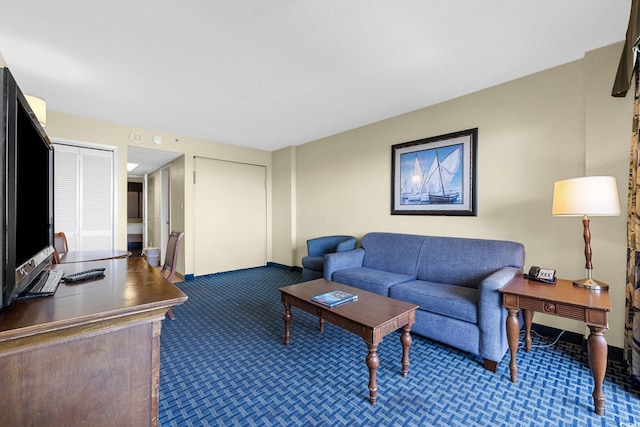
[391,128,477,216]
[400,145,462,204]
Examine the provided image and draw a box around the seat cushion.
[390,280,478,324]
[301,255,323,271]
[332,267,415,296]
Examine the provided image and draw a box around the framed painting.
[391,128,477,216]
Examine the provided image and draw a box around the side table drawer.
[519,298,585,322]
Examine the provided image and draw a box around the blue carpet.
[158,267,640,426]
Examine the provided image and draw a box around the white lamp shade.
[24,94,46,127]
[552,176,621,216]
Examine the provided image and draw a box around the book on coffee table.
[311,290,358,307]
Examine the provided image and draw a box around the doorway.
[127,146,183,263]
[127,180,144,256]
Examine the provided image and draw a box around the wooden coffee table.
[279,279,418,404]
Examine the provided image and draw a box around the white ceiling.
[0,1,631,152]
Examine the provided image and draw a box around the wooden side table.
[499,275,611,416]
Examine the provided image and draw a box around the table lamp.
[551,176,620,290]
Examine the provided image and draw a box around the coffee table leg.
[400,325,412,377]
[282,303,291,345]
[366,342,380,404]
[506,308,520,383]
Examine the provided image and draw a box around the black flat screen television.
[0,67,55,309]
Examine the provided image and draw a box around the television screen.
[15,100,53,268]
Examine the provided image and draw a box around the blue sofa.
[324,232,525,371]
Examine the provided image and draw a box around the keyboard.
[18,269,64,299]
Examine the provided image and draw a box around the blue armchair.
[301,235,357,281]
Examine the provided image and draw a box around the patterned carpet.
[158,267,640,426]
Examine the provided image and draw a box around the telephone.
[526,266,556,284]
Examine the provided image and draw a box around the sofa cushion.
[332,267,416,296]
[390,280,478,324]
[417,236,525,288]
[361,232,425,276]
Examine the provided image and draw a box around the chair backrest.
[53,232,69,264]
[161,231,185,281]
[307,235,356,257]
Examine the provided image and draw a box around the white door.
[143,166,171,260]
[54,143,114,251]
[194,157,267,275]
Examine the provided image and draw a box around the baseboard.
[531,323,623,362]
[267,262,301,272]
[184,264,300,281]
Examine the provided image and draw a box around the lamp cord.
[518,329,566,349]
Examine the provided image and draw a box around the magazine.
[311,290,358,307]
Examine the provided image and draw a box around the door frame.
[160,166,170,260]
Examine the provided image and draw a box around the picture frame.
[391,128,477,216]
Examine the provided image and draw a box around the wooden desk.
[0,257,187,426]
[500,275,610,415]
[59,249,132,263]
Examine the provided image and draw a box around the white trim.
[51,136,116,153]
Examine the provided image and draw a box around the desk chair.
[53,232,69,264]
[161,231,185,320]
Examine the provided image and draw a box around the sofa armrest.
[477,267,521,361]
[324,249,365,280]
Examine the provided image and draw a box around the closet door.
[54,145,80,250]
[54,144,114,251]
[194,157,267,275]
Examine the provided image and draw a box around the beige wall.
[169,156,186,274]
[272,146,297,265]
[290,42,631,348]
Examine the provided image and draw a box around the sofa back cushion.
[417,236,525,287]
[361,232,425,276]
